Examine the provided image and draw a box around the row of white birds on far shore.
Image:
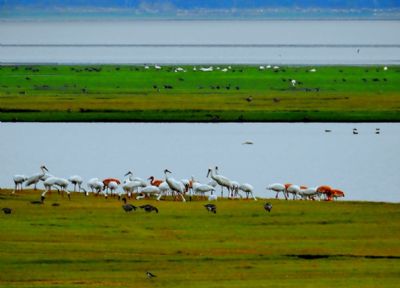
[12,165,344,202]
[11,166,257,202]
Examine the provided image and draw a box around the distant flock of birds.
[9,165,345,205]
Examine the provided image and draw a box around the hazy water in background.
[1,123,399,202]
[0,20,399,64]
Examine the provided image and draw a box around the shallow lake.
[0,123,399,202]
[1,20,399,64]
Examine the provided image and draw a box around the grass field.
[0,65,399,122]
[0,189,399,287]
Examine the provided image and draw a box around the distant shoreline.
[0,64,399,122]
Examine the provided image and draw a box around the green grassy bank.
[0,65,399,122]
[0,190,399,287]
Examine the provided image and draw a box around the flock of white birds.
[11,165,258,202]
[12,165,344,202]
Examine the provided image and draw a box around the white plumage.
[164,169,186,202]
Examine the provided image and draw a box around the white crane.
[230,180,241,198]
[122,180,145,198]
[25,165,49,190]
[55,178,70,199]
[12,174,27,193]
[43,176,70,199]
[286,184,301,200]
[239,183,257,201]
[207,167,232,198]
[164,169,186,202]
[68,175,83,192]
[107,181,119,198]
[267,183,287,200]
[137,185,160,200]
[157,181,170,200]
[87,178,104,194]
[191,177,215,199]
[297,187,319,200]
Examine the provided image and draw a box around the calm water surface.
[1,20,399,64]
[1,123,399,202]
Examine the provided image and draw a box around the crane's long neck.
[209,170,217,181]
[40,167,46,176]
[127,173,133,182]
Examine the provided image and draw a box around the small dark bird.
[325,129,332,133]
[204,203,217,214]
[353,128,359,135]
[140,204,159,213]
[246,96,253,102]
[375,128,380,134]
[264,202,272,212]
[2,207,12,214]
[30,195,45,204]
[146,271,156,279]
[52,203,60,207]
[122,204,137,212]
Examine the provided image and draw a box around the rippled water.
[1,123,399,202]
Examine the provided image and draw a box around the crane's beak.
[206,169,210,177]
[124,171,132,176]
[43,166,49,172]
[164,169,171,174]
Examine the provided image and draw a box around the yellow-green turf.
[0,65,399,122]
[0,189,399,287]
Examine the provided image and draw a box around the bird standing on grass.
[140,204,159,213]
[204,203,217,214]
[2,207,12,214]
[121,197,137,212]
[264,202,272,212]
[146,271,156,279]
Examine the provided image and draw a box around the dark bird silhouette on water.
[140,204,158,213]
[264,202,272,212]
[2,207,12,214]
[325,129,332,133]
[375,128,380,134]
[353,128,359,135]
[146,271,156,279]
[30,195,45,204]
[204,203,217,214]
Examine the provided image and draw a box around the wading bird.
[68,175,83,192]
[191,178,215,199]
[207,167,232,198]
[239,183,257,201]
[12,174,27,193]
[164,169,186,202]
[25,165,49,190]
[267,183,287,200]
[136,185,160,200]
[148,176,163,187]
